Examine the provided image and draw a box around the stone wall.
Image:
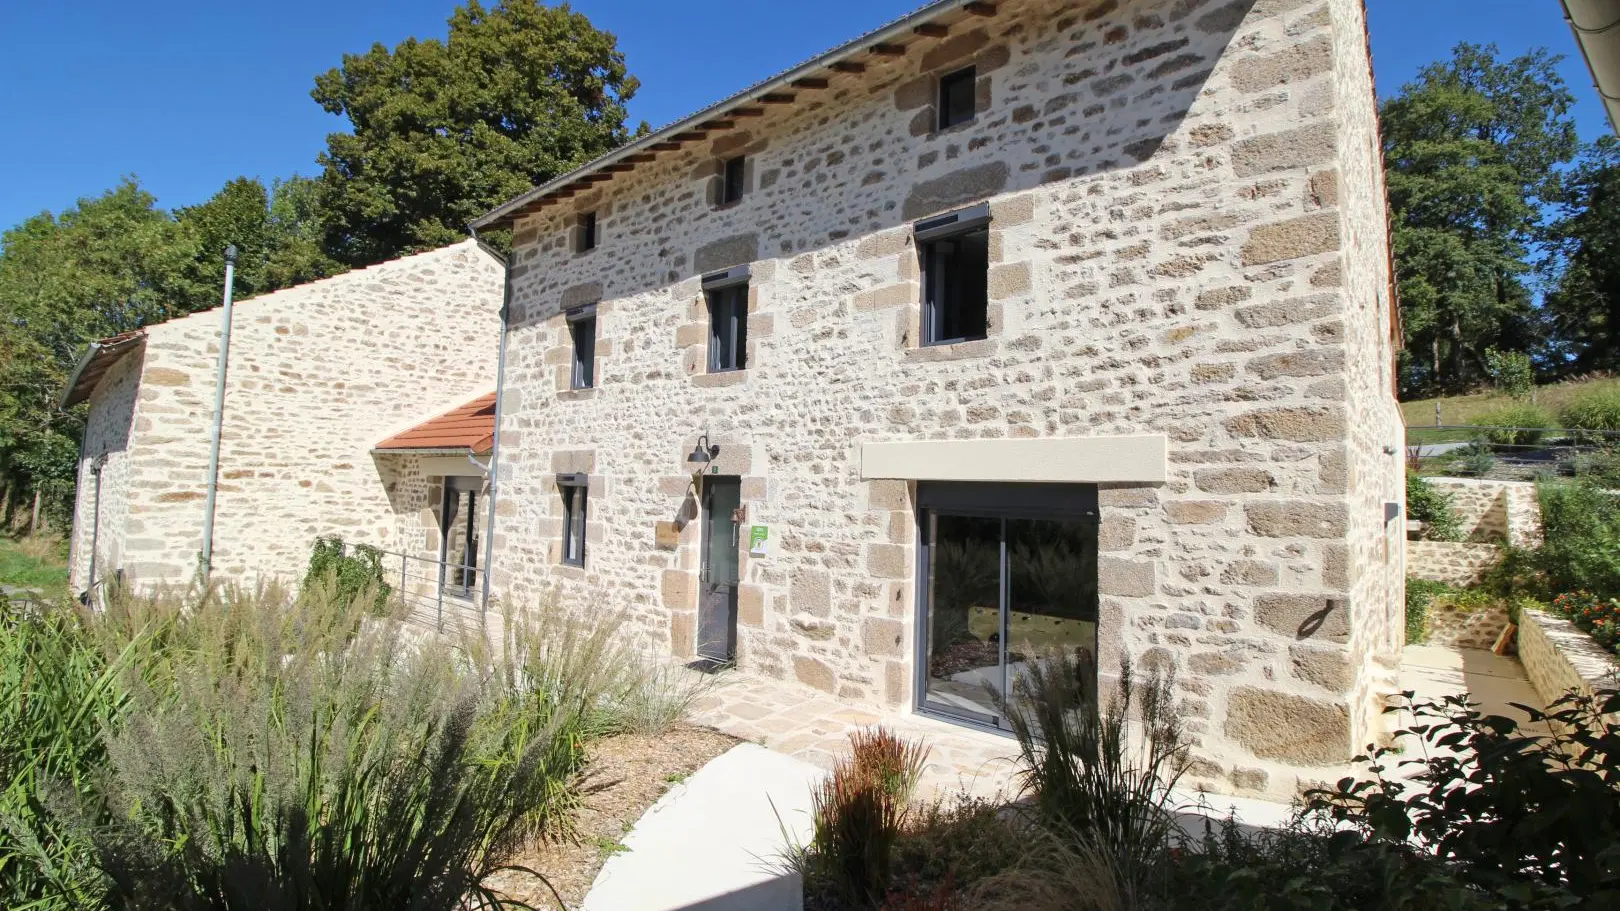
[492,0,1401,797]
[70,241,504,589]
[68,346,144,591]
[1407,540,1501,587]
[1424,596,1508,651]
[1426,477,1540,547]
[1519,609,1620,707]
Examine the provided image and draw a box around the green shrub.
[1458,439,1497,477]
[1403,578,1451,644]
[1550,591,1620,656]
[1405,472,1463,541]
[1560,387,1620,440]
[1472,402,1554,447]
[302,535,392,615]
[1309,689,1620,908]
[1536,480,1620,601]
[1572,446,1620,488]
[1483,347,1535,398]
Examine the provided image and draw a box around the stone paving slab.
[688,669,1024,802]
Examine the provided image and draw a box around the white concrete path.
[581,743,822,911]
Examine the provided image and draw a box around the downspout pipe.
[471,230,512,616]
[87,455,106,600]
[199,245,238,582]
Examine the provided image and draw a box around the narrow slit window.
[568,306,596,389]
[916,205,991,346]
[707,283,748,372]
[721,156,746,205]
[578,211,598,252]
[558,473,588,567]
[938,66,977,130]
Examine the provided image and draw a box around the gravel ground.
[485,725,741,909]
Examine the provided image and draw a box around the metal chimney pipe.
[199,244,238,582]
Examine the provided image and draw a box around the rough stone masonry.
[488,0,1406,798]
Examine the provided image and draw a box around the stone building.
[470,0,1405,797]
[64,240,505,596]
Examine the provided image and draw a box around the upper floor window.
[938,66,977,130]
[567,305,596,389]
[558,473,588,567]
[916,204,990,346]
[702,265,750,372]
[577,211,598,252]
[721,156,747,206]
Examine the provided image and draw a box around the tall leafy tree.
[176,175,342,299]
[1381,43,1578,396]
[1545,137,1620,373]
[311,0,641,265]
[0,180,199,518]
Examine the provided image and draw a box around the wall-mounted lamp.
[687,433,719,467]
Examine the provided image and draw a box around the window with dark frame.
[558,473,588,567]
[440,478,481,594]
[916,204,991,346]
[937,66,977,130]
[578,211,598,252]
[702,265,750,372]
[567,305,596,389]
[721,156,746,205]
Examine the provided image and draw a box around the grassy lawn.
[0,535,70,596]
[1403,375,1620,430]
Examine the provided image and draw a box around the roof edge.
[59,331,145,410]
[471,0,981,231]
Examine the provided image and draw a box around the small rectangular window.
[568,306,596,389]
[707,284,748,372]
[938,66,977,130]
[579,211,598,251]
[558,473,588,567]
[917,205,991,346]
[721,156,746,205]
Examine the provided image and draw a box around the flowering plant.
[1551,590,1620,655]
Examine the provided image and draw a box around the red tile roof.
[375,392,497,454]
[60,329,147,408]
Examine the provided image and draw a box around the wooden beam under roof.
[626,152,657,163]
[671,130,709,141]
[730,106,765,117]
[869,42,906,56]
[650,141,682,151]
[699,119,736,130]
[604,163,635,173]
[759,92,796,103]
[964,2,997,15]
[791,77,830,89]
[913,23,949,37]
[831,60,867,73]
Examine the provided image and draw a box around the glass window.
[922,226,989,345]
[441,479,482,594]
[938,66,977,130]
[569,311,596,389]
[707,284,748,372]
[559,475,588,567]
[722,156,746,205]
[579,211,598,251]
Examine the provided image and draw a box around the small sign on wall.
[748,525,769,556]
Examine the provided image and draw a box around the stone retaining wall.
[1407,540,1501,586]
[1424,596,1507,651]
[1425,477,1540,547]
[1519,609,1620,706]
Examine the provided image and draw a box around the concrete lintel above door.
[859,435,1167,484]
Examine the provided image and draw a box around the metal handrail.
[325,540,486,633]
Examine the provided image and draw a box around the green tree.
[1546,137,1620,373]
[0,180,199,520]
[1381,43,1578,396]
[311,0,641,266]
[176,175,342,298]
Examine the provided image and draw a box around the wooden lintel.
[913,23,949,37]
[650,141,682,151]
[730,106,765,117]
[791,77,830,90]
[964,2,997,15]
[759,92,796,104]
[830,60,867,74]
[869,43,906,56]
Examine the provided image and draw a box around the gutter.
[1562,0,1620,135]
[471,0,985,231]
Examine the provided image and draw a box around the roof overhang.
[1563,0,1620,135]
[59,330,146,410]
[373,392,498,455]
[471,0,999,232]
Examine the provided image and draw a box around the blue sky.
[0,0,1609,234]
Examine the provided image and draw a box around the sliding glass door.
[916,483,1100,731]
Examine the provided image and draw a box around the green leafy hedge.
[302,535,392,615]
[1472,402,1554,447]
